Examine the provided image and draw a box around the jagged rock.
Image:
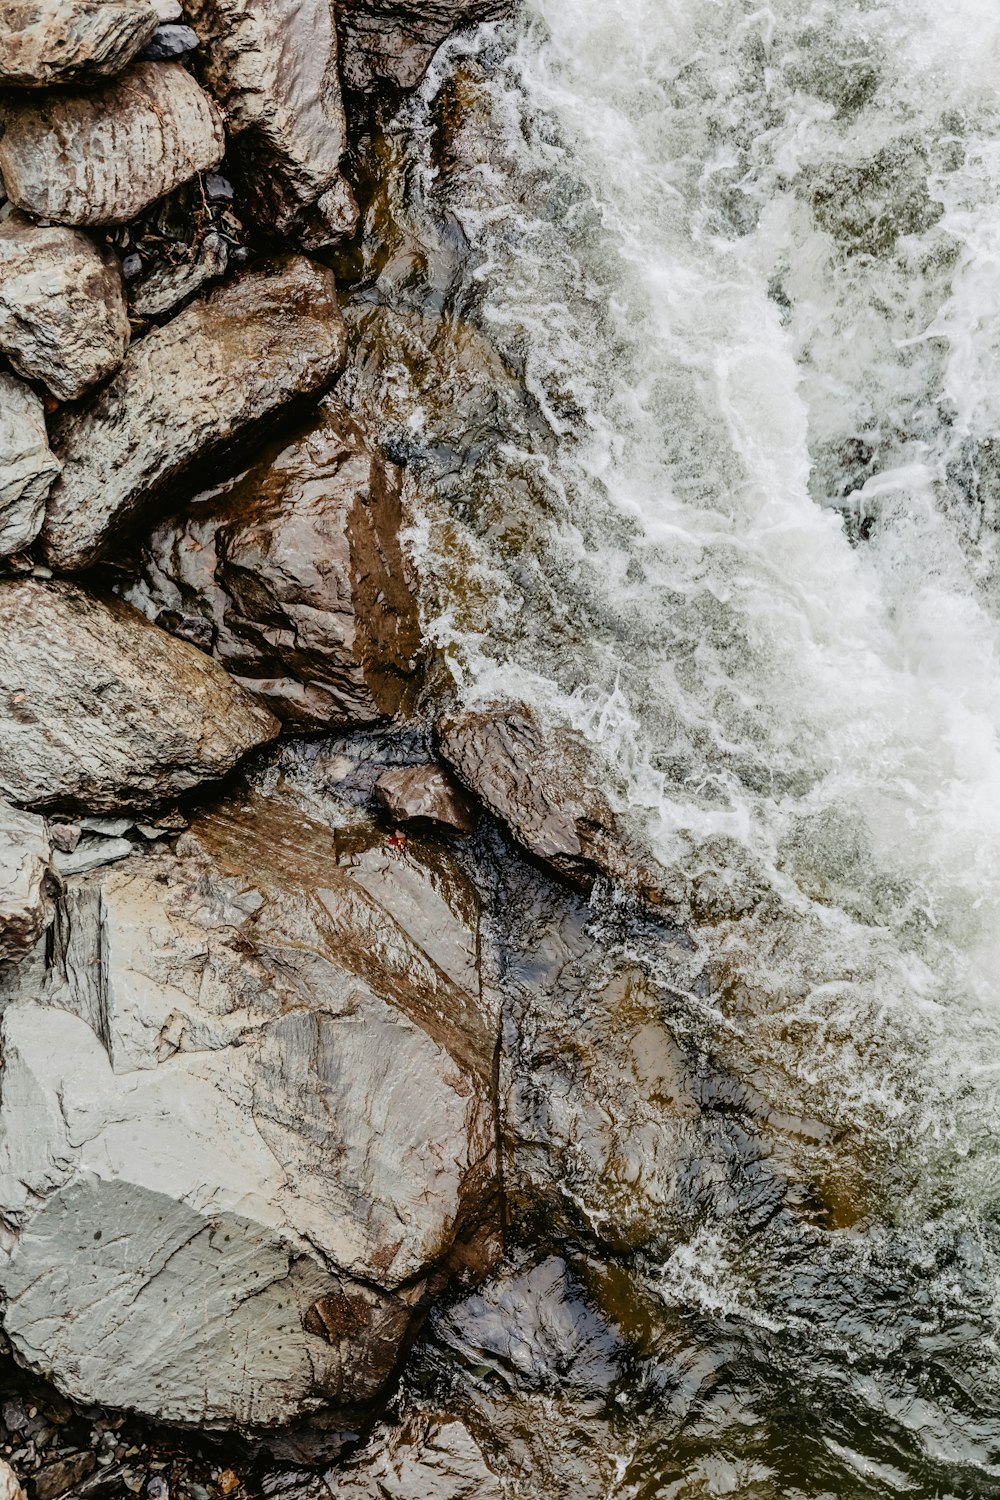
[128,399,422,728]
[0,800,55,965]
[139,21,198,58]
[130,229,228,320]
[0,0,159,87]
[0,62,224,227]
[0,794,499,1425]
[0,215,130,402]
[0,579,278,812]
[43,257,347,571]
[325,1413,503,1498]
[184,0,355,244]
[336,0,512,92]
[0,375,60,558]
[374,764,477,835]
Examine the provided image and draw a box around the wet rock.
[0,579,278,812]
[138,21,198,58]
[34,1452,96,1500]
[43,257,347,571]
[0,63,224,227]
[0,0,158,87]
[0,375,60,558]
[374,764,477,835]
[0,800,55,965]
[185,0,355,244]
[325,1413,502,1497]
[0,216,130,402]
[130,230,228,320]
[0,1460,24,1500]
[0,794,499,1426]
[336,0,512,92]
[129,400,422,729]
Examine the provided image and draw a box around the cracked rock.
[0,375,60,558]
[0,62,224,227]
[0,215,130,402]
[0,0,159,87]
[336,0,512,93]
[0,800,56,965]
[43,257,347,572]
[0,579,278,812]
[0,793,499,1426]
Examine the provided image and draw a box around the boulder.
[336,0,512,93]
[184,0,356,244]
[0,62,224,227]
[0,794,499,1426]
[0,800,56,965]
[374,764,477,835]
[0,375,60,557]
[0,579,278,812]
[43,257,348,571]
[0,0,159,87]
[128,400,422,728]
[325,1413,502,1498]
[0,215,130,402]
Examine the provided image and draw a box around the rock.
[0,215,130,402]
[0,375,60,558]
[130,230,228,320]
[185,0,355,244]
[150,0,180,16]
[43,257,347,572]
[374,764,477,835]
[0,1459,23,1500]
[138,21,198,58]
[128,399,422,729]
[52,834,134,876]
[0,799,56,965]
[0,0,158,87]
[0,580,278,812]
[0,62,224,227]
[34,1452,96,1500]
[0,793,499,1426]
[336,0,512,93]
[325,1413,502,1498]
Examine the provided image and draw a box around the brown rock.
[34,1452,95,1500]
[374,764,477,835]
[0,62,224,226]
[0,579,278,812]
[336,0,512,92]
[0,799,56,964]
[0,215,130,402]
[130,400,422,729]
[0,1459,24,1500]
[0,0,158,87]
[0,374,60,558]
[43,257,348,572]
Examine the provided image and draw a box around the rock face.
[326,1413,503,1498]
[130,400,422,729]
[0,795,499,1426]
[0,63,224,226]
[374,764,477,835]
[0,0,159,87]
[0,215,130,402]
[43,257,348,571]
[0,376,60,558]
[0,580,278,812]
[336,0,512,92]
[0,800,55,965]
[185,0,355,244]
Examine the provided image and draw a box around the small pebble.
[140,24,199,61]
[122,253,143,281]
[204,174,234,203]
[148,1476,169,1499]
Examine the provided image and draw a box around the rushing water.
[335,1,1000,1492]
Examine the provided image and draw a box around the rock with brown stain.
[127,399,422,729]
[0,800,56,965]
[43,257,347,572]
[0,62,224,226]
[0,215,130,402]
[0,793,499,1426]
[0,579,278,812]
[336,0,512,93]
[0,0,159,87]
[0,375,60,558]
[373,763,477,835]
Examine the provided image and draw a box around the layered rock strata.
[0,0,159,88]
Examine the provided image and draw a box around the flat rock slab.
[0,795,499,1426]
[43,257,348,571]
[0,0,159,87]
[185,0,354,243]
[0,579,278,812]
[0,62,224,226]
[129,399,422,728]
[0,800,55,965]
[338,0,512,92]
[374,764,478,835]
[0,215,129,402]
[0,375,60,558]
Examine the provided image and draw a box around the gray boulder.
[0,794,499,1426]
[0,215,130,402]
[0,0,159,87]
[337,0,512,93]
[0,62,224,226]
[43,257,348,571]
[0,375,60,557]
[0,801,56,965]
[0,579,278,812]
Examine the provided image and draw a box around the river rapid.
[334,0,1000,1493]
